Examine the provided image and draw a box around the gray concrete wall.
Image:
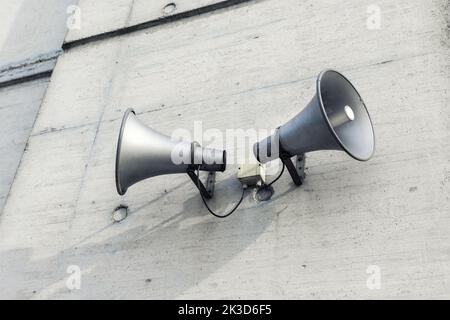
[0,0,449,299]
[65,0,241,43]
[0,0,75,66]
[0,0,77,213]
[0,79,49,212]
[0,0,76,85]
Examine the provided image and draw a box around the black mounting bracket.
[280,152,306,186]
[187,170,216,199]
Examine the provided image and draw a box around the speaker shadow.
[0,175,285,299]
[114,174,279,298]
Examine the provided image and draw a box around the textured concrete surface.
[0,0,77,209]
[0,0,75,67]
[0,0,76,85]
[0,79,49,212]
[0,0,449,299]
[65,0,249,43]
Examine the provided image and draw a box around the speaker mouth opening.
[316,69,375,161]
[115,108,136,195]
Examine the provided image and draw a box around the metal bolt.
[113,205,128,222]
[162,3,177,15]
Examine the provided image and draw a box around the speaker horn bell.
[115,109,226,198]
[254,69,375,185]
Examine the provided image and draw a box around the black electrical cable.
[267,163,285,187]
[196,167,245,219]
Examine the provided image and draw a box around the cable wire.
[196,167,245,219]
[267,163,285,187]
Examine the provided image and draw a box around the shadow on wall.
[0,174,284,299]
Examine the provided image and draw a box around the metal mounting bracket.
[187,170,216,199]
[280,153,306,186]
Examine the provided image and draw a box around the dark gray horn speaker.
[254,69,375,185]
[116,109,226,198]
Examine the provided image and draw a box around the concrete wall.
[0,79,49,212]
[0,0,76,212]
[0,0,449,299]
[0,0,75,66]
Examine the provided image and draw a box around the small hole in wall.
[162,3,177,15]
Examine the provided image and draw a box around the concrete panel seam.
[62,0,259,51]
[0,50,61,88]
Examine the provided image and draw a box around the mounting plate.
[280,153,306,186]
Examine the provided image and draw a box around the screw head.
[162,3,177,15]
[113,205,128,222]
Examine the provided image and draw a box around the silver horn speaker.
[115,109,226,198]
[254,69,375,185]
